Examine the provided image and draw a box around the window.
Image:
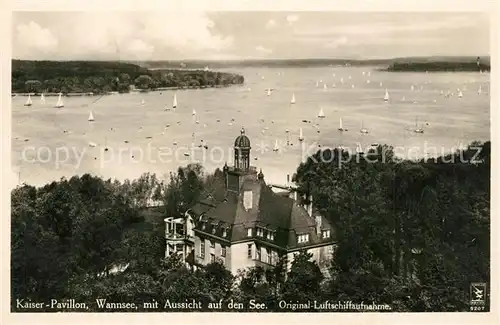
[210,240,215,248]
[247,244,252,259]
[212,227,216,234]
[266,248,272,264]
[322,230,331,239]
[210,253,215,263]
[221,246,226,257]
[247,228,253,237]
[201,222,206,230]
[200,241,205,259]
[266,231,275,241]
[222,229,227,237]
[256,228,264,237]
[297,234,310,244]
[256,246,261,261]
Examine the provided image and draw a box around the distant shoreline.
[11,84,243,97]
[383,61,490,73]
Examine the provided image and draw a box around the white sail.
[192,109,196,116]
[24,94,32,106]
[316,81,319,87]
[367,71,371,77]
[267,88,271,96]
[411,85,415,91]
[478,86,482,94]
[173,94,177,108]
[458,90,463,98]
[88,111,95,122]
[356,143,364,154]
[273,139,279,151]
[340,77,344,84]
[141,99,145,105]
[298,127,304,141]
[323,84,327,89]
[40,93,45,103]
[360,120,368,134]
[338,117,344,131]
[384,89,389,101]
[402,96,406,102]
[332,83,336,88]
[55,93,64,108]
[317,107,325,118]
[290,93,296,104]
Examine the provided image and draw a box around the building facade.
[165,128,336,274]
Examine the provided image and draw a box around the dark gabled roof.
[190,169,336,250]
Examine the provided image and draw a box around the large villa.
[164,128,336,274]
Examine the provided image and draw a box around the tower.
[234,127,251,171]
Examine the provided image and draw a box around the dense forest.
[386,61,490,72]
[11,141,490,312]
[11,60,244,94]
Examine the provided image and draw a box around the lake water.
[11,67,490,187]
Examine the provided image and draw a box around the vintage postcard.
[2,0,498,324]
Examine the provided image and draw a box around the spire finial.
[240,127,245,135]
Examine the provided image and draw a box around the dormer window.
[201,222,206,230]
[297,234,309,244]
[247,228,253,237]
[322,230,330,239]
[212,227,216,234]
[266,231,275,241]
[222,229,227,237]
[256,228,264,237]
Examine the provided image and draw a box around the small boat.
[458,90,463,98]
[340,77,344,84]
[141,99,145,105]
[338,117,346,131]
[317,107,325,118]
[273,140,279,152]
[332,83,336,88]
[478,86,482,94]
[411,85,415,91]
[367,71,371,77]
[316,81,319,87]
[165,105,170,111]
[413,117,424,133]
[384,89,389,102]
[323,84,327,90]
[356,143,364,155]
[298,128,304,142]
[402,96,406,102]
[55,93,64,108]
[360,120,369,134]
[267,88,272,96]
[88,111,95,122]
[362,71,366,76]
[88,141,97,147]
[24,94,32,106]
[173,94,177,109]
[379,82,383,87]
[184,152,190,157]
[192,109,196,116]
[290,93,296,104]
[40,93,45,104]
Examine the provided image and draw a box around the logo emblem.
[470,282,486,305]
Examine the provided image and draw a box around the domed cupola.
[234,128,251,171]
[234,127,251,149]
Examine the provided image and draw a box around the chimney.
[307,194,313,217]
[315,215,322,235]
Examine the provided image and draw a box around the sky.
[12,11,490,61]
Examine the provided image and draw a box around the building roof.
[234,128,251,148]
[190,170,335,251]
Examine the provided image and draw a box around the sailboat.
[141,99,145,105]
[40,93,45,104]
[411,85,415,91]
[340,77,344,84]
[478,86,482,94]
[55,93,64,108]
[273,139,279,152]
[165,104,170,111]
[384,89,390,102]
[458,90,463,98]
[267,88,272,96]
[360,120,369,134]
[88,111,95,122]
[24,94,32,106]
[379,82,383,87]
[192,109,196,116]
[332,83,336,88]
[104,136,109,152]
[323,84,327,90]
[317,107,325,118]
[413,117,424,133]
[356,143,364,155]
[316,81,319,87]
[298,128,304,142]
[338,117,346,131]
[173,94,178,109]
[402,96,406,102]
[290,93,296,104]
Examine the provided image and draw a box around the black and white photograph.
[5,4,495,321]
